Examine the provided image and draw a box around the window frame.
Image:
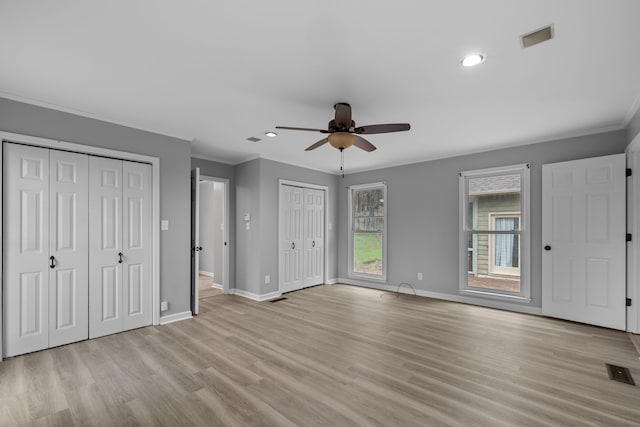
[488,212,521,276]
[459,164,531,302]
[348,181,387,283]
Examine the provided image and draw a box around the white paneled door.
[4,144,90,357]
[542,154,626,330]
[303,188,324,287]
[280,185,304,293]
[280,184,325,293]
[89,157,151,339]
[49,150,89,347]
[4,144,51,357]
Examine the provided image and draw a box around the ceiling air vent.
[246,136,261,142]
[521,25,553,48]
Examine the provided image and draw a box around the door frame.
[199,175,230,294]
[0,131,161,359]
[626,135,640,333]
[278,179,329,293]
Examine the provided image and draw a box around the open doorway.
[191,169,229,314]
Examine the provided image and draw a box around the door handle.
[118,252,123,263]
[49,256,56,269]
[198,246,203,251]
[544,245,551,251]
[291,242,295,250]
[312,241,315,248]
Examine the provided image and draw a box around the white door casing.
[89,156,124,338]
[542,154,626,330]
[122,161,152,330]
[3,144,51,357]
[303,188,324,287]
[279,185,303,293]
[49,150,89,347]
[191,168,200,314]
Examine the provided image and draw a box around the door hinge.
[627,168,632,177]
[627,298,632,307]
[627,233,632,242]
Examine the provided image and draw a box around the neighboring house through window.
[459,164,530,301]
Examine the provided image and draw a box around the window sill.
[348,272,387,283]
[459,288,531,304]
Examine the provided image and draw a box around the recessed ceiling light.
[265,131,277,137]
[461,53,485,67]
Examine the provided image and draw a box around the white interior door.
[303,188,324,287]
[542,153,626,330]
[279,185,303,293]
[3,143,50,357]
[49,150,89,347]
[122,161,152,330]
[191,168,200,314]
[89,157,123,338]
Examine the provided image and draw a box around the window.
[349,182,387,282]
[459,164,530,301]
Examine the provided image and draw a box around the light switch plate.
[161,220,169,231]
[246,222,250,230]
[160,301,168,311]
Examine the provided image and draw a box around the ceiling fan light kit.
[328,132,355,150]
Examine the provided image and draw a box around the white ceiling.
[1,0,640,174]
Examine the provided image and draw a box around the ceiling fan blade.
[353,135,377,152]
[305,137,329,151]
[334,103,352,128]
[354,123,411,134]
[276,126,329,133]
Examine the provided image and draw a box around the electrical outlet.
[417,272,423,281]
[160,301,168,311]
[246,222,250,230]
[265,275,270,284]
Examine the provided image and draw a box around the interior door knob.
[544,245,551,251]
[291,242,295,250]
[118,252,123,263]
[49,256,56,269]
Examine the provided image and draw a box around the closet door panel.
[3,143,50,357]
[122,161,152,330]
[89,157,123,339]
[49,150,89,347]
[303,189,324,287]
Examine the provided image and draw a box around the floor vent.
[605,363,636,386]
[269,297,288,303]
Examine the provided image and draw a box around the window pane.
[353,232,382,274]
[352,187,384,276]
[467,174,521,230]
[467,233,521,292]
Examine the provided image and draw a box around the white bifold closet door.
[4,144,89,357]
[89,157,152,339]
[279,184,324,293]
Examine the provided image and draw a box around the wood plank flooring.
[1,284,640,426]
[199,274,222,299]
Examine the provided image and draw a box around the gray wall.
[235,159,261,294]
[258,158,339,295]
[198,181,215,274]
[213,182,224,281]
[338,130,628,308]
[0,97,192,316]
[191,157,236,289]
[628,107,640,144]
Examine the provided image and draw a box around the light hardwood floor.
[199,274,222,299]
[1,284,640,426]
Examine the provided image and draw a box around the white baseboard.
[159,311,193,325]
[199,270,214,277]
[337,277,543,316]
[212,282,223,289]
[230,289,282,302]
[325,278,338,285]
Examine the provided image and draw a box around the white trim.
[337,278,542,315]
[348,182,387,283]
[0,91,193,142]
[190,153,235,166]
[459,164,531,302]
[199,270,214,277]
[626,138,640,333]
[159,311,193,325]
[278,179,329,294]
[0,131,162,333]
[230,289,282,302]
[325,278,338,285]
